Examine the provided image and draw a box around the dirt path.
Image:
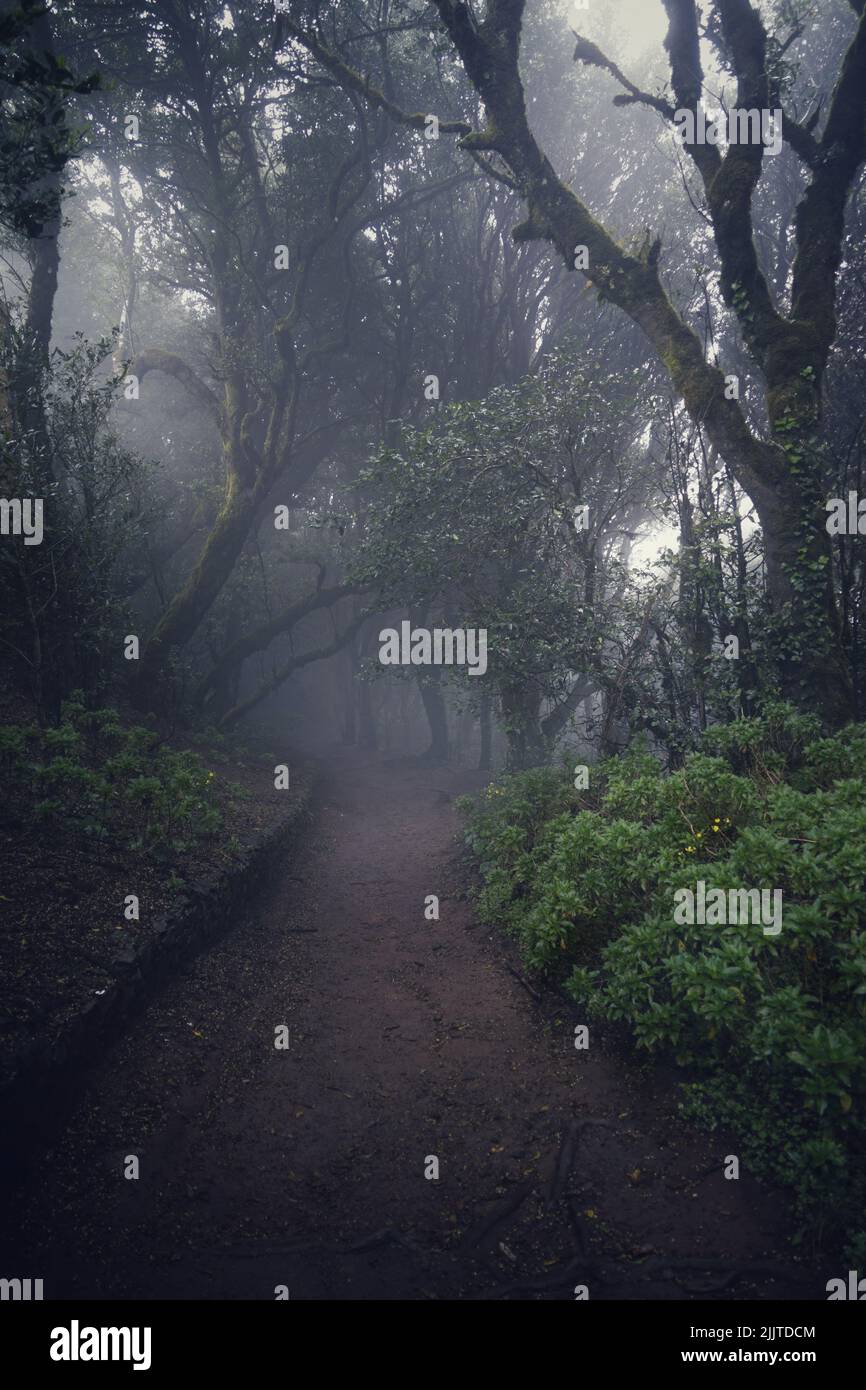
[7,751,816,1300]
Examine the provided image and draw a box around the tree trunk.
[341,646,357,745]
[133,477,257,707]
[478,692,492,772]
[416,673,449,763]
[501,683,545,770]
[760,481,852,726]
[358,678,377,749]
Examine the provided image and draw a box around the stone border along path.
[5,749,818,1300]
[0,766,313,1188]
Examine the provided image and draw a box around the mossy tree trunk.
[117,5,378,712]
[501,681,545,770]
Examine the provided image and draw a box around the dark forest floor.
[0,727,292,1073]
[2,749,822,1300]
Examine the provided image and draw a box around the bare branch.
[129,348,220,415]
[219,611,368,729]
[198,580,363,707]
[571,32,676,120]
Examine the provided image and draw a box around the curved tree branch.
[197,579,364,707]
[128,347,221,415]
[219,610,367,730]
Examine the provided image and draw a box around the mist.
[1,0,865,1341]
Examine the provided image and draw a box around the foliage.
[0,0,98,241]
[351,352,656,763]
[0,695,221,855]
[0,332,155,712]
[459,705,866,1244]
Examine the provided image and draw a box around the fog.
[2,0,865,1324]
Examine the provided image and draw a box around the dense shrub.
[459,705,866,1252]
[0,695,221,855]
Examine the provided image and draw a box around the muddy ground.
[2,750,821,1300]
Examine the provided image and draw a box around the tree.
[352,356,653,767]
[281,0,866,727]
[1,0,98,487]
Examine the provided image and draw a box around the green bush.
[2,696,222,854]
[459,706,866,1246]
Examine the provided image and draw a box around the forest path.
[11,750,813,1300]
